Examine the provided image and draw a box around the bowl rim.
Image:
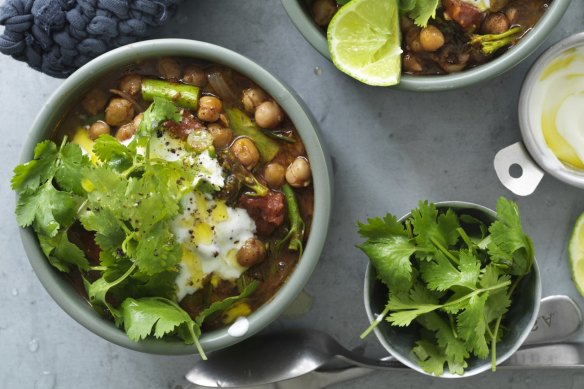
[281,0,572,92]
[17,38,333,355]
[519,31,584,188]
[362,200,542,377]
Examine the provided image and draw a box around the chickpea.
[82,88,107,115]
[286,157,311,188]
[236,238,267,267]
[183,65,207,87]
[419,25,445,52]
[207,123,233,149]
[116,122,136,141]
[438,50,470,73]
[132,113,143,128]
[255,101,284,129]
[197,96,223,122]
[105,98,134,126]
[88,121,111,140]
[157,58,181,80]
[505,7,519,25]
[242,87,268,113]
[481,13,510,35]
[231,137,260,170]
[218,113,230,127]
[405,28,423,53]
[264,163,286,188]
[312,0,337,27]
[402,53,423,73]
[119,74,142,96]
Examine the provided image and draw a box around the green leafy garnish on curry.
[358,198,534,376]
[13,57,314,358]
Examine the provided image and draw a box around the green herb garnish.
[358,198,534,376]
[12,96,257,358]
[399,0,440,27]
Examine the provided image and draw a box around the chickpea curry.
[312,0,552,75]
[12,57,313,357]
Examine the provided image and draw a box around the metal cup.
[495,32,584,196]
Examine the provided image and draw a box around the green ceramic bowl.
[18,39,333,355]
[363,201,541,377]
[282,0,571,91]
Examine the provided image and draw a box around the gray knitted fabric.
[0,0,181,77]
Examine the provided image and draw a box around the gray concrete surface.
[1,0,584,388]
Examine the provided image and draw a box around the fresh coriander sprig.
[12,96,259,359]
[357,198,534,376]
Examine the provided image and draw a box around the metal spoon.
[186,295,581,388]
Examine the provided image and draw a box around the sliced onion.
[207,68,240,105]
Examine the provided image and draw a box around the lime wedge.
[569,212,584,297]
[327,0,402,86]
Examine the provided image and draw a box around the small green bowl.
[17,39,333,355]
[282,0,571,91]
[363,201,541,377]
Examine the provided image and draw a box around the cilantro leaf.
[16,184,79,236]
[358,236,416,291]
[457,293,490,358]
[412,340,448,376]
[416,312,469,374]
[411,201,459,260]
[39,231,89,272]
[399,0,416,12]
[386,282,440,326]
[114,270,178,301]
[137,96,182,137]
[11,140,58,193]
[124,168,182,232]
[404,0,440,27]
[121,297,194,341]
[79,209,126,252]
[133,221,182,275]
[120,296,206,358]
[54,143,91,195]
[83,167,129,212]
[487,197,534,276]
[92,135,133,172]
[86,264,137,325]
[357,213,408,239]
[480,264,511,324]
[421,250,481,291]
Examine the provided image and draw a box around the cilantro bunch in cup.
[359,199,540,377]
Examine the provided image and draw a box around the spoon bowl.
[185,329,401,387]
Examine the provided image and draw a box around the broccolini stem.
[141,79,200,110]
[225,108,280,162]
[222,150,269,197]
[470,26,523,55]
[278,183,306,253]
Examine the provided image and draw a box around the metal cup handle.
[494,142,545,196]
